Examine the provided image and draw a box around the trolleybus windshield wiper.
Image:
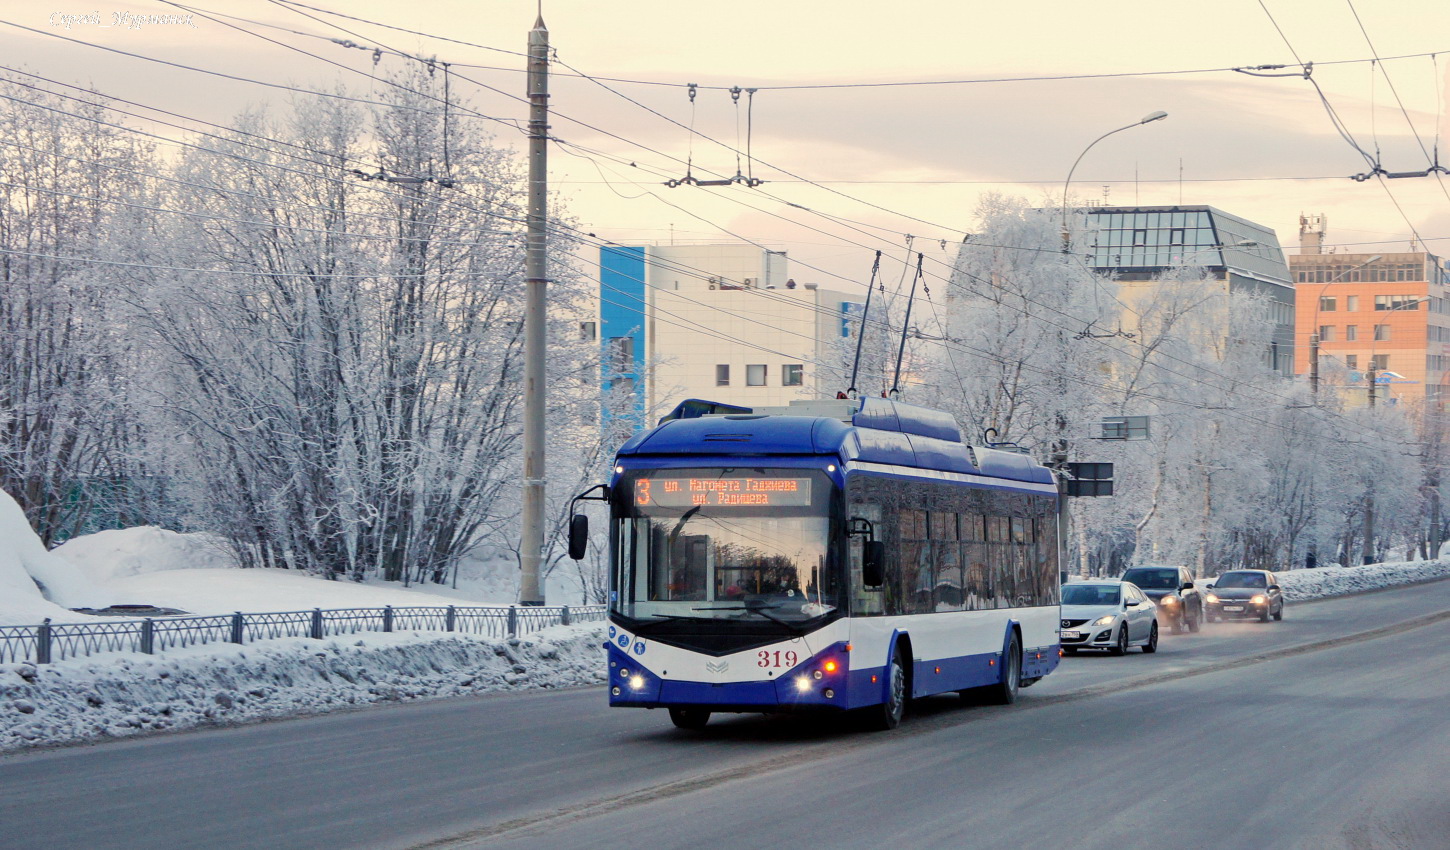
[632,613,717,633]
[692,603,811,633]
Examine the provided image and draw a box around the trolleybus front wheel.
[865,647,908,731]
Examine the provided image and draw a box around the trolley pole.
[519,14,549,606]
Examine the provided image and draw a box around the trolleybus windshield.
[612,468,841,626]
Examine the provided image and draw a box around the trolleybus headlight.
[823,660,839,674]
[812,670,823,680]
[795,675,812,693]
[629,675,646,690]
[1093,614,1117,626]
[611,687,620,696]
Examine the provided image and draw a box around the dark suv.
[1121,565,1204,633]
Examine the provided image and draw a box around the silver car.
[1059,580,1159,655]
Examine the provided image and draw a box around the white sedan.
[1059,580,1159,655]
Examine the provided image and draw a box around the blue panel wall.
[600,246,647,425]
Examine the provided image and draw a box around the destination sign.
[635,477,813,507]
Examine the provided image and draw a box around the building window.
[1318,325,1335,342]
[579,321,597,341]
[1132,229,1147,248]
[1376,295,1421,311]
[606,336,634,372]
[746,364,767,386]
[1345,354,1358,370]
[1345,325,1358,341]
[1346,295,1359,311]
[1319,296,1336,312]
[782,364,804,386]
[1372,354,1390,371]
[716,364,730,386]
[1374,324,1391,341]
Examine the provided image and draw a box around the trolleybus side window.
[846,474,1058,614]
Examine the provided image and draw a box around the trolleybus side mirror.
[566,484,611,561]
[863,541,886,587]
[567,514,589,561]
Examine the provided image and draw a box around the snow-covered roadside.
[1276,558,1450,601]
[0,623,606,753]
[7,559,1450,755]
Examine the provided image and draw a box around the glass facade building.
[1084,205,1295,377]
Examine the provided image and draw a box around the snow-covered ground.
[9,521,573,627]
[1,623,607,752]
[0,491,105,624]
[87,567,500,615]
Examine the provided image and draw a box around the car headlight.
[1251,594,1268,605]
[1206,593,1219,603]
[1093,614,1117,626]
[1161,595,1178,606]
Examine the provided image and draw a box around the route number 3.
[757,650,798,668]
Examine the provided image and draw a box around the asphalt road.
[2,579,1447,850]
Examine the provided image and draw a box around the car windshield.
[612,468,840,624]
[1123,568,1178,589]
[1216,572,1267,588]
[1062,585,1120,606]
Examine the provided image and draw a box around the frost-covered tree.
[0,75,163,543]
[125,69,591,585]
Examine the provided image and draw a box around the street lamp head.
[1140,111,1169,124]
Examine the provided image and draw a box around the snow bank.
[93,568,493,616]
[1276,558,1450,601]
[0,490,105,622]
[0,623,607,752]
[53,527,239,583]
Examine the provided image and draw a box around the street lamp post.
[1307,255,1382,397]
[1053,110,1165,576]
[1060,111,1168,251]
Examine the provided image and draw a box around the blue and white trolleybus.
[569,396,1063,730]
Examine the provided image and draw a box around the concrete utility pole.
[1364,364,1377,565]
[519,14,549,606]
[1308,332,1320,395]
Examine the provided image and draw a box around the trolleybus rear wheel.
[985,632,1021,705]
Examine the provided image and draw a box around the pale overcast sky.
[7,0,1450,289]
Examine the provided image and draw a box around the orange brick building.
[1292,239,1450,407]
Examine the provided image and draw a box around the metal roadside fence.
[0,604,607,666]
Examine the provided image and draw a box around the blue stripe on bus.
[607,641,1060,711]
